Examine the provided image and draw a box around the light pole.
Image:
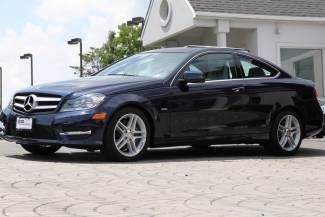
[127,17,145,51]
[20,53,33,86]
[67,38,83,77]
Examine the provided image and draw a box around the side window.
[186,53,239,81]
[238,55,279,78]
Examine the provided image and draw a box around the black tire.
[264,111,303,156]
[21,144,61,155]
[101,107,151,162]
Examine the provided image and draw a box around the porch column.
[217,32,227,47]
[215,20,230,47]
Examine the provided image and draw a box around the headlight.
[60,93,105,112]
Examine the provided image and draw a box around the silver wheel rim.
[277,115,301,152]
[113,113,147,157]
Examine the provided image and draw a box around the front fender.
[100,93,158,124]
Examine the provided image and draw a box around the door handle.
[232,87,245,93]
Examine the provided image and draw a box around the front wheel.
[264,111,303,156]
[21,144,61,155]
[102,108,150,162]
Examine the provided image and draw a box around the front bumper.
[0,109,106,148]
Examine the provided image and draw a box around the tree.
[81,23,142,76]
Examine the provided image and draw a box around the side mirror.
[179,71,205,84]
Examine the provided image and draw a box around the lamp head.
[20,53,32,59]
[67,38,81,45]
[132,17,144,24]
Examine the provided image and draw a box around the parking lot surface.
[0,140,324,217]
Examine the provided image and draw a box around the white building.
[141,0,325,97]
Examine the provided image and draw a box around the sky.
[0,0,150,105]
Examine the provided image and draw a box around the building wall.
[254,22,325,65]
[228,28,258,55]
[209,20,325,65]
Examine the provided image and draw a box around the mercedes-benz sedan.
[1,47,324,161]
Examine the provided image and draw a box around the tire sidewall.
[269,111,302,155]
[103,107,151,162]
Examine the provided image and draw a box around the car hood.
[18,75,162,96]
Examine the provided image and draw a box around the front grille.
[13,93,62,114]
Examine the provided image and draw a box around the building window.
[160,0,172,27]
[294,57,314,82]
[281,48,324,96]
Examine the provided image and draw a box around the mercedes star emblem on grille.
[23,95,36,112]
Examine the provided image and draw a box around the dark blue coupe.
[1,46,324,161]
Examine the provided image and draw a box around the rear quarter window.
[238,55,279,78]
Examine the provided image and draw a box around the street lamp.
[127,17,145,51]
[67,38,83,77]
[20,53,33,86]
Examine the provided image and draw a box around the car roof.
[146,46,248,55]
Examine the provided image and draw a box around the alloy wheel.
[113,113,147,157]
[277,114,301,152]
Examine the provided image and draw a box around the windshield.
[97,52,189,79]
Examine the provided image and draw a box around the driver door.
[166,52,246,143]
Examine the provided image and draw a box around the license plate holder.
[16,117,33,130]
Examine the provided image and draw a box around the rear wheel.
[21,144,61,155]
[264,111,302,156]
[102,108,150,162]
